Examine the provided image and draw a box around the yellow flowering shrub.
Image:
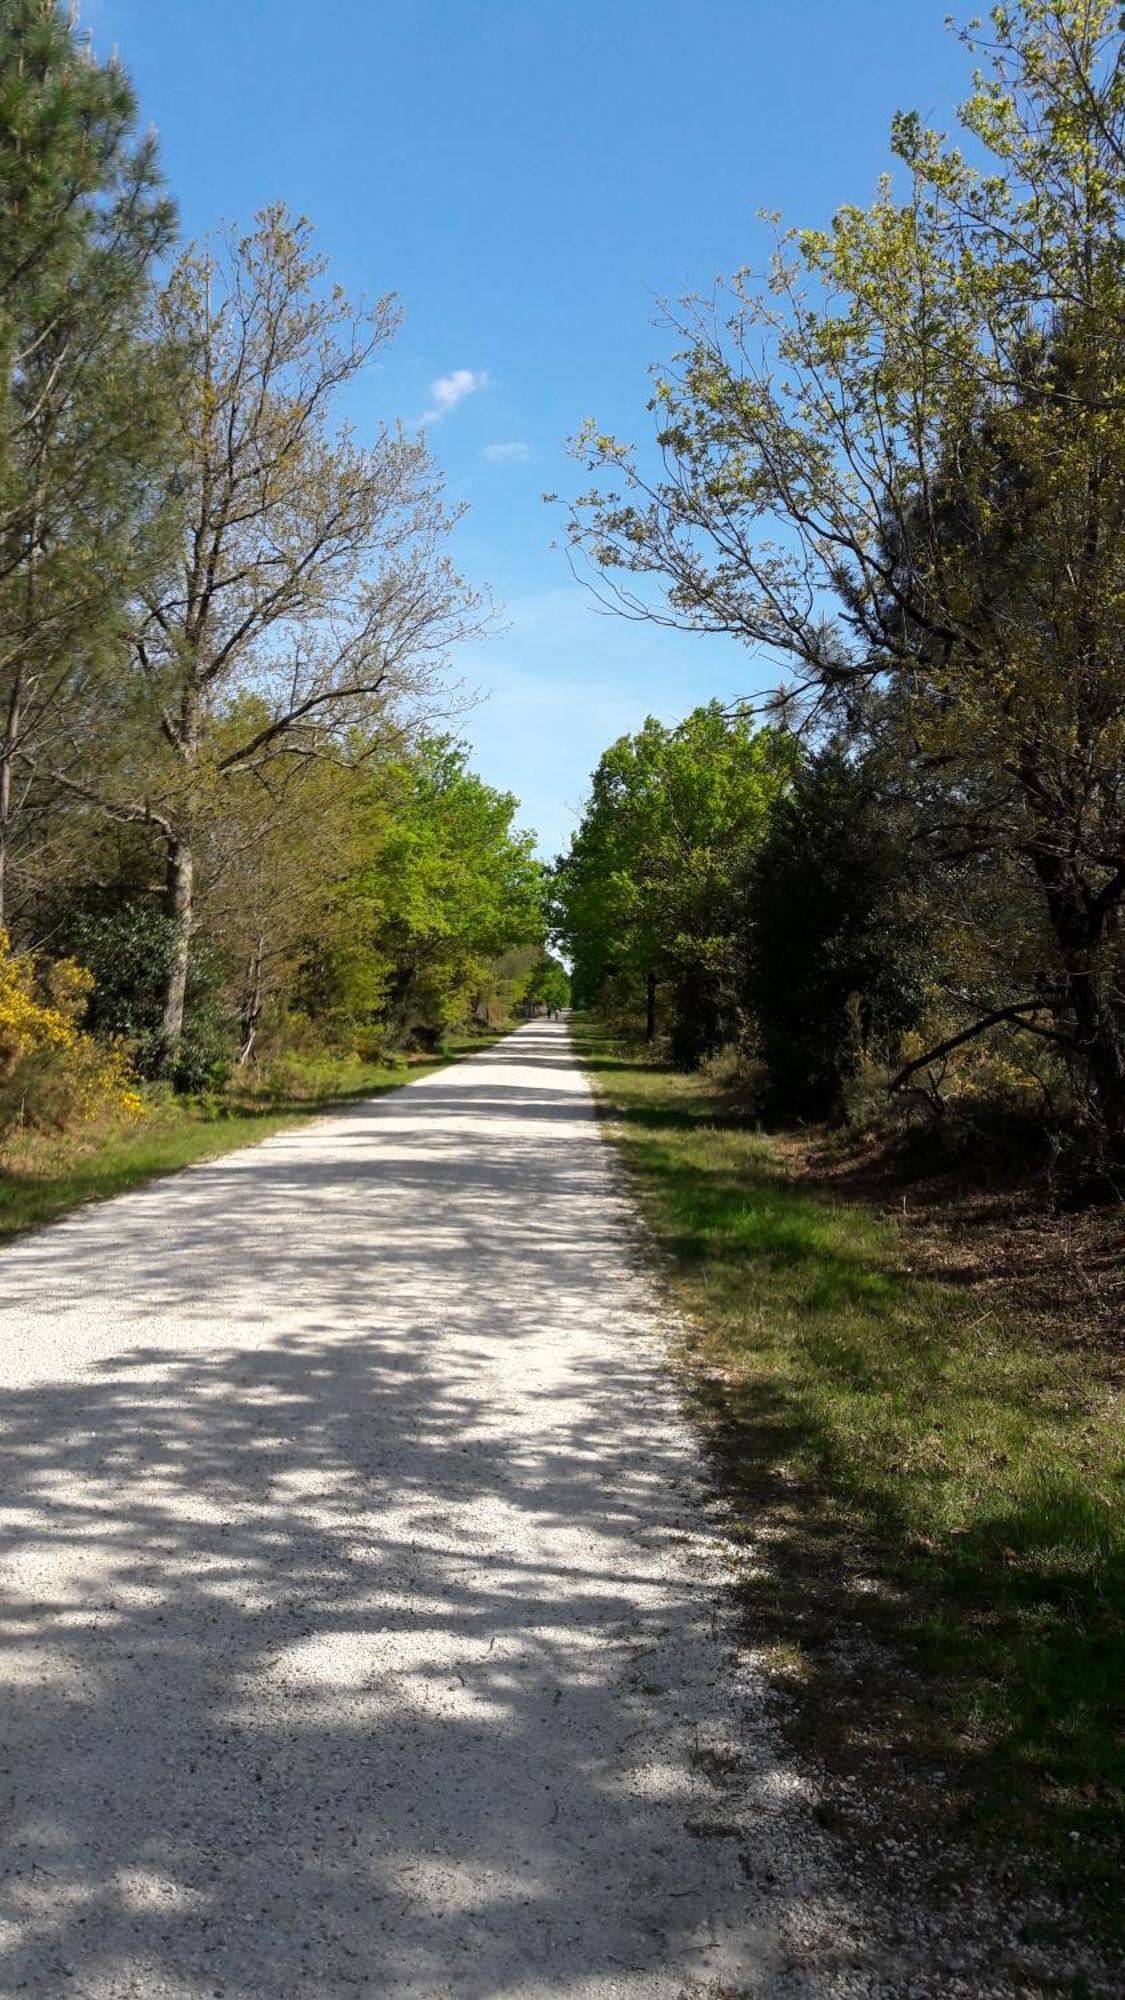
[0,931,144,1138]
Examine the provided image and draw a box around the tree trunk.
[160,832,194,1071]
[237,939,264,1066]
[1032,847,1125,1141]
[0,668,27,936]
[1,546,31,934]
[645,969,657,1043]
[0,694,14,934]
[1065,960,1125,1139]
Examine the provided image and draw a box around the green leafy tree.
[196,745,370,1065]
[524,953,570,1015]
[0,0,176,926]
[555,704,792,1064]
[566,1,1125,1136]
[69,208,483,1072]
[314,739,545,1048]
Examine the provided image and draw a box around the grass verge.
[576,1020,1124,1943]
[0,1028,502,1248]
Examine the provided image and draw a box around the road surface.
[0,1022,850,1998]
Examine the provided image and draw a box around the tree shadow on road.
[0,1025,852,1995]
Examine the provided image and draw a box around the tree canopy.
[566,0,1125,1137]
[554,704,792,1064]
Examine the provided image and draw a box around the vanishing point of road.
[0,1023,846,1998]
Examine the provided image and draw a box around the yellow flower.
[0,932,146,1136]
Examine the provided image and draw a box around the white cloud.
[482,441,532,464]
[423,368,489,422]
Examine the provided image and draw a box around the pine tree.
[0,0,176,927]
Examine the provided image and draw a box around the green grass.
[0,1028,502,1247]
[576,1020,1125,1931]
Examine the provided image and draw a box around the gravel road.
[0,1022,870,1999]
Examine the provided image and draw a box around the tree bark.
[160,831,194,1070]
[0,673,18,935]
[1,502,35,936]
[1032,846,1125,1140]
[1065,960,1125,1139]
[645,969,657,1044]
[237,939,264,1066]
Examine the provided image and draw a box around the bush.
[668,956,728,1070]
[0,932,143,1139]
[352,1027,388,1064]
[170,1016,232,1096]
[48,898,173,1071]
[45,895,234,1085]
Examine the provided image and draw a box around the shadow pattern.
[0,1024,868,1997]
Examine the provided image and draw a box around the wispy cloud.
[423,368,489,423]
[482,440,532,464]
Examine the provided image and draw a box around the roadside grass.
[0,1028,501,1248]
[575,1021,1125,1934]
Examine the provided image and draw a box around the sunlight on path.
[0,1024,860,1997]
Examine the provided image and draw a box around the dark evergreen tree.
[744,748,925,1118]
[0,0,177,927]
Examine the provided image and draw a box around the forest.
[556,0,1125,1184]
[0,0,1122,1970]
[0,0,564,1200]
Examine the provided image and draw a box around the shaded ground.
[0,1022,873,1999]
[784,1126,1125,1362]
[578,1027,1124,1997]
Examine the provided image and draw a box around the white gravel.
[0,1022,886,1996]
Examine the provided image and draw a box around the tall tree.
[0,0,176,927]
[65,208,482,1068]
[565,2,1125,1136]
[554,704,791,1063]
[196,744,368,1066]
[744,744,925,1116]
[351,739,545,1044]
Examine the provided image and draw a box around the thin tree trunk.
[0,674,17,935]
[1,501,36,935]
[237,938,264,1066]
[645,969,657,1043]
[160,831,194,1069]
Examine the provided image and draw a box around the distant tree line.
[558,1,1125,1158]
[0,0,559,1122]
[553,706,923,1120]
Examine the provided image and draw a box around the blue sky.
[84,0,971,857]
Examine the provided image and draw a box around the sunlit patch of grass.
[576,1020,1124,1934]
[758,1640,811,1680]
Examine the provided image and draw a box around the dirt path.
[0,1022,866,1998]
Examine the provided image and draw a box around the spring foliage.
[0,9,547,1132]
[0,931,142,1136]
[565,1,1125,1139]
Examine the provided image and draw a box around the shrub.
[45,895,235,1085]
[0,932,143,1139]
